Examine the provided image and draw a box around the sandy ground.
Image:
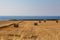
[0,20,60,40]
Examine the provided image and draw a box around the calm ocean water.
[0,16,60,20]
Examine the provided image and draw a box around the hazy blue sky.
[0,0,60,16]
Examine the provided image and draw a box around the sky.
[0,0,60,16]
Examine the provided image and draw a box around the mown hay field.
[0,20,60,40]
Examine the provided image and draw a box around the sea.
[0,16,60,20]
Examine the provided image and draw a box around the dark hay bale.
[14,23,19,28]
[34,23,38,26]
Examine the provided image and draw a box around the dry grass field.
[0,20,60,40]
